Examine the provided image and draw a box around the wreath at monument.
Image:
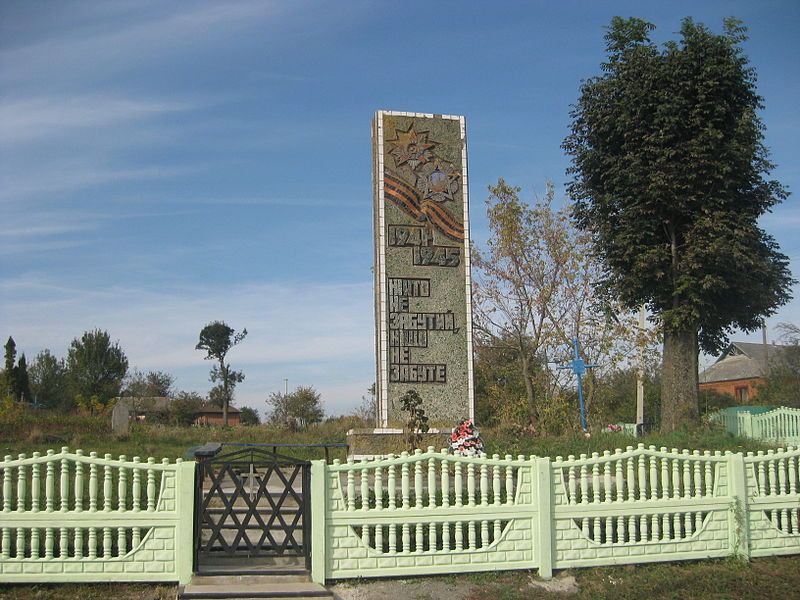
[449,418,484,456]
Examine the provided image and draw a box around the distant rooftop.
[700,341,794,384]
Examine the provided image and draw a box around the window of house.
[735,386,749,403]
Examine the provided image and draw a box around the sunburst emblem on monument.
[387,124,436,170]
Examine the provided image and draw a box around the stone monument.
[372,110,475,428]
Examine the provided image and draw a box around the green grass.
[0,582,176,600]
[0,412,356,461]
[483,427,782,459]
[0,410,785,462]
[458,555,800,599]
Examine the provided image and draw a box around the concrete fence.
[311,445,800,582]
[713,406,800,444]
[311,449,545,582]
[3,444,800,587]
[0,448,194,584]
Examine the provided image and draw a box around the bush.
[265,386,324,429]
[240,406,260,425]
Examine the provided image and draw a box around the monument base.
[347,428,451,459]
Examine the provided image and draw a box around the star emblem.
[387,124,436,170]
[422,159,460,203]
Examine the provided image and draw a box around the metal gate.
[195,446,311,569]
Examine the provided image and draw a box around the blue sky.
[1,1,798,416]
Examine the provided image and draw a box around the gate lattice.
[194,446,311,569]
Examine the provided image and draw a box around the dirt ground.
[331,578,476,600]
[330,572,579,600]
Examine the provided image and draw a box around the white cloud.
[0,2,292,87]
[0,276,375,415]
[0,96,192,144]
[158,196,365,208]
[0,158,193,202]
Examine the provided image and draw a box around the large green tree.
[66,329,129,405]
[563,17,793,431]
[196,321,247,426]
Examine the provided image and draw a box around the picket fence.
[0,448,194,584]
[310,445,800,582]
[714,406,800,444]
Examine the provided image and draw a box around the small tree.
[167,391,205,426]
[757,322,800,407]
[123,370,175,398]
[16,354,31,403]
[67,329,129,405]
[196,321,247,427]
[400,389,429,451]
[472,179,653,433]
[29,350,69,409]
[266,386,324,429]
[2,336,18,400]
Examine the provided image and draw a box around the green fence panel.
[0,448,194,584]
[313,448,545,582]
[312,444,800,582]
[550,445,735,568]
[744,446,800,558]
[713,406,800,444]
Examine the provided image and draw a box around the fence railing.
[0,448,194,584]
[713,406,800,443]
[311,444,800,582]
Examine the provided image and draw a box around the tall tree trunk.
[660,327,699,432]
[521,354,538,433]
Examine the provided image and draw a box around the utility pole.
[636,305,646,435]
[284,378,288,395]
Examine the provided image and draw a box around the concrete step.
[194,571,310,580]
[178,582,332,599]
[189,573,312,585]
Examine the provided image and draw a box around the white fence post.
[535,457,553,579]
[727,452,751,560]
[175,460,196,585]
[742,413,755,439]
[310,460,327,584]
